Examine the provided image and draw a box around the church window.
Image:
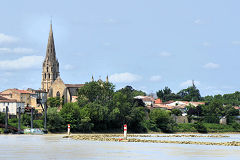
[47,67,48,72]
[56,91,60,97]
[45,73,46,79]
[48,74,50,79]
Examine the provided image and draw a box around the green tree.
[47,107,64,132]
[156,86,180,102]
[85,102,109,131]
[47,97,62,108]
[202,100,224,123]
[149,109,176,133]
[78,81,115,107]
[178,86,202,101]
[171,109,182,116]
[60,103,81,132]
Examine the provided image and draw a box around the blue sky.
[0,0,240,96]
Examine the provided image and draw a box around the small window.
[47,67,48,72]
[56,91,60,97]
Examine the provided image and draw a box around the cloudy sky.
[0,0,240,96]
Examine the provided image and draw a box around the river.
[0,134,240,160]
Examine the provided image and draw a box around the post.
[31,108,33,129]
[67,124,70,135]
[124,124,127,140]
[4,106,8,132]
[18,106,21,133]
[44,103,47,132]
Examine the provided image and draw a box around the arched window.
[45,73,46,79]
[56,91,60,97]
[48,74,50,79]
[47,67,48,72]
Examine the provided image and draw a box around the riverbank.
[64,134,240,146]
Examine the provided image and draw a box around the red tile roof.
[0,96,17,103]
[154,98,162,104]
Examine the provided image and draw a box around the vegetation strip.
[64,134,239,146]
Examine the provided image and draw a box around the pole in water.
[5,106,8,133]
[68,124,70,135]
[18,106,21,133]
[31,108,33,129]
[44,103,47,133]
[124,124,127,139]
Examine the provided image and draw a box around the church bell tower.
[41,23,60,92]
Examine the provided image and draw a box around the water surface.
[0,134,240,160]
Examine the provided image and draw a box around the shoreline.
[64,134,240,146]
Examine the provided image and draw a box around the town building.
[0,96,24,115]
[0,89,37,108]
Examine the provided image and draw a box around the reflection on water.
[0,134,240,160]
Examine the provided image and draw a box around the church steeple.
[45,22,56,63]
[41,23,60,92]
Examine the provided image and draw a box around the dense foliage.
[44,82,177,133]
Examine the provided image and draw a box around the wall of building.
[0,102,24,115]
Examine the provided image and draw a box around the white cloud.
[0,33,18,44]
[232,41,240,45]
[159,51,171,57]
[150,75,162,82]
[0,48,35,54]
[63,64,74,70]
[203,62,220,69]
[180,80,200,87]
[194,19,203,24]
[109,72,141,83]
[0,56,44,70]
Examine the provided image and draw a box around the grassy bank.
[176,123,240,133]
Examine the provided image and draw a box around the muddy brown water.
[0,134,240,160]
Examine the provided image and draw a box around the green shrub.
[149,109,176,133]
[176,123,197,132]
[231,122,240,130]
[194,122,208,133]
[33,120,43,128]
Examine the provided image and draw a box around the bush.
[0,112,5,124]
[231,122,240,130]
[176,123,197,132]
[47,107,64,132]
[149,109,176,133]
[33,120,43,128]
[194,122,208,133]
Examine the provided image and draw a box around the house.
[0,96,24,115]
[154,98,162,104]
[0,89,37,108]
[134,96,155,108]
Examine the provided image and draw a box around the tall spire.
[45,22,56,63]
[106,75,109,83]
[41,22,60,92]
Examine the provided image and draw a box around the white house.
[0,96,25,115]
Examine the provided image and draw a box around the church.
[41,23,84,103]
[41,23,108,103]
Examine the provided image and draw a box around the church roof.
[65,84,84,88]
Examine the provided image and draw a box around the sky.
[0,0,240,96]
